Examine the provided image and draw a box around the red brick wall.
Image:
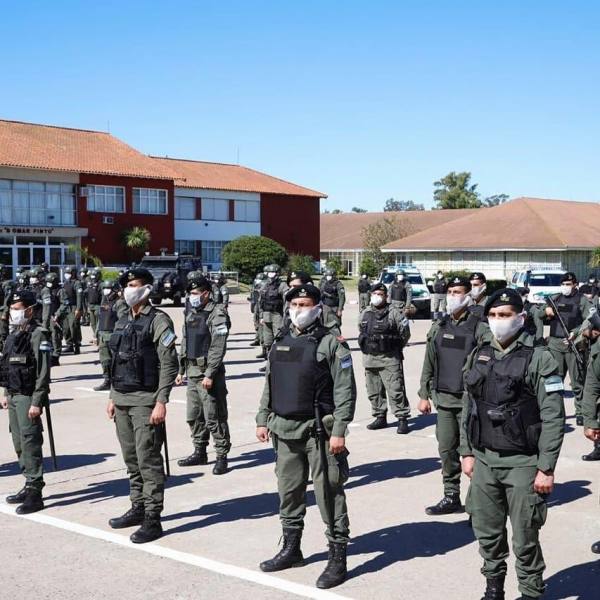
[260,194,320,258]
[78,174,175,264]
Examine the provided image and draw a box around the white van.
[509,267,566,304]
[378,264,431,315]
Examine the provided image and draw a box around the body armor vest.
[358,307,401,354]
[321,280,340,307]
[358,279,371,294]
[86,283,102,305]
[549,292,583,337]
[0,326,37,395]
[433,279,448,294]
[108,309,160,393]
[468,304,485,320]
[465,343,541,454]
[390,282,407,302]
[185,310,211,360]
[98,298,118,332]
[433,313,480,394]
[62,281,76,305]
[269,325,334,419]
[261,281,284,313]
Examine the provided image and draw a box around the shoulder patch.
[39,341,53,352]
[161,330,177,347]
[43,297,52,304]
[544,374,564,393]
[339,354,353,369]
[215,324,228,335]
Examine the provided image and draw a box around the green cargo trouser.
[431,294,447,315]
[114,404,165,514]
[88,305,100,337]
[0,316,8,351]
[59,308,81,347]
[322,304,341,329]
[262,312,283,348]
[186,371,231,457]
[8,394,44,491]
[272,433,350,543]
[359,293,370,312]
[98,331,112,368]
[365,364,410,418]
[466,461,547,598]
[436,405,462,495]
[50,319,62,357]
[547,339,584,416]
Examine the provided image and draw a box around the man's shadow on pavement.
[1,452,115,476]
[228,448,275,472]
[544,559,600,599]
[547,480,592,508]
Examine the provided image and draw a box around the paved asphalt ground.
[1,294,599,600]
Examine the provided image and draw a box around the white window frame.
[201,240,227,264]
[234,199,260,222]
[202,198,229,221]
[86,185,125,213]
[133,188,169,215]
[175,196,196,220]
[175,240,196,255]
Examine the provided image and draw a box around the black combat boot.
[16,488,44,515]
[480,576,505,600]
[250,339,260,346]
[396,418,409,434]
[74,345,81,355]
[426,493,462,515]
[260,528,304,572]
[576,416,584,426]
[6,487,28,504]
[93,367,111,391]
[582,441,600,461]
[108,502,145,529]
[592,540,600,554]
[316,542,348,589]
[64,344,74,354]
[178,447,208,467]
[366,416,387,430]
[256,347,267,359]
[51,355,60,367]
[213,456,228,475]
[130,512,163,544]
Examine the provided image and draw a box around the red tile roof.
[382,197,600,250]
[151,156,325,198]
[0,119,178,180]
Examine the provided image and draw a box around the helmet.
[90,267,102,280]
[264,264,281,275]
[187,270,205,282]
[45,272,59,287]
[64,266,78,276]
[324,268,336,278]
[101,279,117,290]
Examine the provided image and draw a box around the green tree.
[358,255,378,277]
[361,216,413,272]
[122,226,151,262]
[286,254,316,275]
[325,255,344,276]
[351,207,367,213]
[433,171,481,209]
[67,243,102,267]
[481,193,509,207]
[589,248,600,268]
[331,209,343,214]
[221,235,288,283]
[384,198,425,212]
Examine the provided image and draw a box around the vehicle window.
[512,273,519,284]
[528,274,563,286]
[407,274,423,284]
[141,260,177,269]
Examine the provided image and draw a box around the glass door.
[17,246,31,270]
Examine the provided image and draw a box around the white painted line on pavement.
[74,387,186,405]
[0,502,351,600]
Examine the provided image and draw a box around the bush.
[359,255,379,278]
[286,254,316,275]
[222,235,288,284]
[324,255,343,276]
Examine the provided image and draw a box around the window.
[175,197,196,220]
[175,240,196,255]
[202,198,229,221]
[0,179,76,226]
[234,199,260,222]
[201,240,227,265]
[87,185,125,213]
[133,188,168,214]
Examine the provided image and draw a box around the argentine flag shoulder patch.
[39,341,53,352]
[161,330,176,348]
[544,375,564,393]
[339,354,353,369]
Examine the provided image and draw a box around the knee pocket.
[526,493,548,529]
[327,450,350,487]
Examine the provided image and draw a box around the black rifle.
[545,295,585,369]
[44,398,58,471]
[314,399,336,536]
[161,422,171,478]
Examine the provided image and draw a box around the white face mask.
[471,284,486,297]
[361,275,367,279]
[446,293,471,314]
[46,282,53,288]
[488,314,525,344]
[189,294,203,308]
[123,284,152,307]
[437,273,443,279]
[289,305,322,330]
[326,275,333,281]
[29,277,38,285]
[267,272,276,279]
[64,273,72,280]
[10,308,28,325]
[371,293,385,307]
[397,275,404,282]
[102,288,112,296]
[561,284,573,296]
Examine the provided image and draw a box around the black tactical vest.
[321,280,340,307]
[433,279,448,294]
[358,279,371,294]
[98,298,118,332]
[390,281,407,302]
[108,309,160,393]
[261,281,284,313]
[468,304,485,320]
[212,283,223,305]
[433,313,480,394]
[0,326,37,396]
[465,342,541,454]
[86,283,102,305]
[270,325,335,418]
[358,307,401,354]
[549,292,584,337]
[185,310,211,359]
[62,281,76,305]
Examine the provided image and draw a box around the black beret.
[370,282,387,293]
[589,311,600,331]
[285,284,321,303]
[10,290,37,308]
[287,270,313,285]
[484,287,524,315]
[447,276,472,291]
[118,268,154,287]
[469,272,487,283]
[187,275,211,292]
[561,272,577,284]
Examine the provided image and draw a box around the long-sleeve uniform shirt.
[460,331,565,473]
[256,323,357,439]
[582,340,600,429]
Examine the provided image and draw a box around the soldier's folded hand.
[256,426,269,442]
[175,373,185,386]
[106,400,115,419]
[461,456,475,478]
[1,396,7,409]
[584,427,600,441]
[150,401,166,425]
[418,398,432,415]
[329,435,346,454]
[28,405,41,420]
[74,310,82,320]
[202,376,213,390]
[534,470,554,495]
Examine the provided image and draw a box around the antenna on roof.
[236,146,240,165]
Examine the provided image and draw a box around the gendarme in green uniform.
[319,269,346,329]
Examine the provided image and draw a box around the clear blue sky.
[2,1,599,211]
